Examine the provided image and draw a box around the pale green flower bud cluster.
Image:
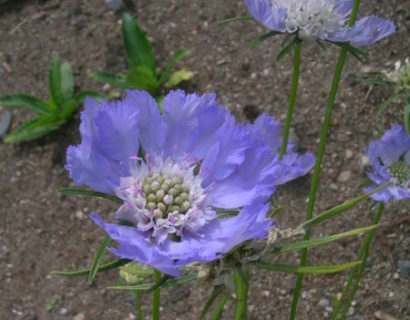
[390,161,410,186]
[119,262,153,284]
[142,172,192,219]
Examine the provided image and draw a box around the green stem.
[280,39,302,158]
[135,290,144,320]
[153,269,161,320]
[331,202,384,319]
[210,295,228,320]
[233,267,248,320]
[289,2,361,319]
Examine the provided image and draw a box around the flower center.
[116,157,215,244]
[389,161,410,187]
[274,0,347,38]
[141,172,192,219]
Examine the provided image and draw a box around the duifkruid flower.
[245,0,395,47]
[66,90,314,276]
[365,125,410,202]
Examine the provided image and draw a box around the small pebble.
[319,298,329,307]
[0,110,11,138]
[73,313,85,320]
[337,170,351,183]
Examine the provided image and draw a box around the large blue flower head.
[66,90,314,275]
[365,125,410,203]
[245,0,395,47]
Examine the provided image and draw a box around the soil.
[0,0,409,319]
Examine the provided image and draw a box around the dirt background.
[0,0,409,319]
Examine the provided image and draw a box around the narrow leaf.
[166,69,194,88]
[220,16,253,25]
[302,184,387,228]
[346,44,368,63]
[52,259,131,276]
[122,14,155,70]
[48,57,63,108]
[210,296,228,320]
[61,90,102,120]
[126,66,160,94]
[0,94,50,115]
[377,92,403,117]
[88,236,113,284]
[159,48,191,85]
[250,30,281,49]
[405,102,410,135]
[254,260,361,274]
[272,224,378,254]
[60,61,74,102]
[276,37,300,61]
[199,286,225,320]
[4,115,61,143]
[89,71,129,89]
[58,187,122,203]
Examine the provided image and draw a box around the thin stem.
[289,2,361,318]
[153,269,161,320]
[233,267,248,320]
[210,295,228,320]
[280,39,302,158]
[331,202,385,319]
[135,290,144,320]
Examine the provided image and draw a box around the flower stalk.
[233,267,249,320]
[153,269,161,320]
[280,39,302,158]
[290,1,362,319]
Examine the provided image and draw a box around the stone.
[397,260,410,276]
[0,110,11,138]
[337,170,351,183]
[105,0,124,12]
[73,313,85,320]
[318,298,329,307]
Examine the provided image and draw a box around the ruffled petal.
[160,200,271,262]
[124,90,166,156]
[90,213,182,276]
[334,0,353,16]
[162,90,226,159]
[206,144,276,208]
[273,151,316,185]
[66,97,139,193]
[330,16,396,47]
[246,0,287,32]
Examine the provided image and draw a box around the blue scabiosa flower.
[245,0,395,47]
[365,125,410,203]
[66,90,313,276]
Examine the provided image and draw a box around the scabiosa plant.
[365,124,410,202]
[244,0,395,47]
[65,90,314,276]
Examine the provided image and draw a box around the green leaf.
[220,16,253,25]
[48,57,63,108]
[405,102,410,135]
[61,90,102,120]
[60,61,74,102]
[302,184,387,228]
[199,285,225,320]
[88,236,113,284]
[346,44,368,63]
[0,94,50,115]
[4,115,61,143]
[58,187,123,204]
[46,297,57,312]
[89,71,129,89]
[109,273,197,291]
[159,48,191,85]
[377,92,403,117]
[272,225,379,254]
[210,295,228,320]
[166,69,195,88]
[276,37,300,61]
[122,14,155,70]
[254,260,361,274]
[52,259,131,277]
[126,66,160,94]
[250,31,281,49]
[356,77,396,86]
